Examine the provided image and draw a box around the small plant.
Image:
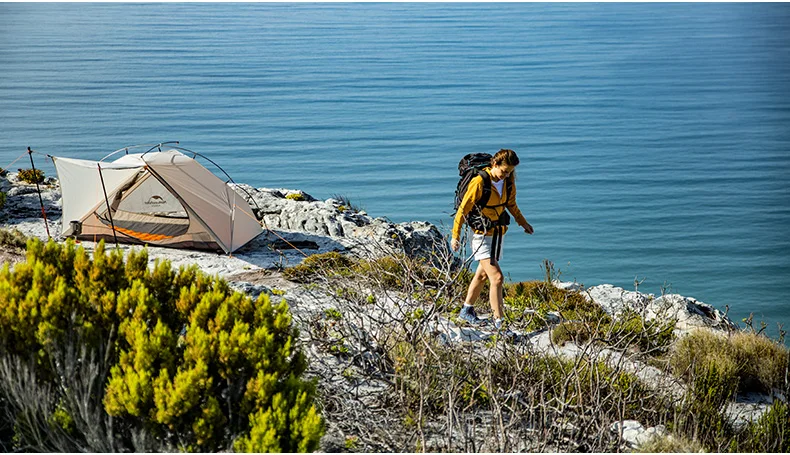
[0,228,28,249]
[0,192,6,210]
[17,168,44,184]
[740,398,790,452]
[344,435,359,450]
[324,308,343,320]
[281,252,355,283]
[285,192,306,201]
[331,194,363,213]
[634,433,704,453]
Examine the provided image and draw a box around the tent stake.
[27,147,51,239]
[97,162,120,249]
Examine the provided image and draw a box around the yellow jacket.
[452,168,529,240]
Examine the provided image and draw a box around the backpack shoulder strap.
[475,169,491,207]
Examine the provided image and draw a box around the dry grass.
[671,329,788,394]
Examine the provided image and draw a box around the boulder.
[584,284,737,336]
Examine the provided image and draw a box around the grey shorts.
[471,233,503,262]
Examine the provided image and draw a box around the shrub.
[671,329,787,394]
[0,228,28,250]
[0,238,323,452]
[740,398,790,452]
[0,192,5,210]
[17,168,44,184]
[281,251,354,283]
[285,193,305,202]
[730,331,788,393]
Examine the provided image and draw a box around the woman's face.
[491,163,516,181]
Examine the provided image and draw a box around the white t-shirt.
[492,179,505,196]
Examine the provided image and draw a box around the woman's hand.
[451,238,461,252]
[524,222,534,234]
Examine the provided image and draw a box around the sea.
[1,3,789,337]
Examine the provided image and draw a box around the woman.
[451,148,534,334]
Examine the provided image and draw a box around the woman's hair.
[492,148,520,166]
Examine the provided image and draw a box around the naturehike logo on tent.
[145,195,167,205]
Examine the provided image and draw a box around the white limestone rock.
[611,420,666,448]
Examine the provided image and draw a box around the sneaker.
[458,305,483,325]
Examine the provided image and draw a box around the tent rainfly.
[52,148,263,253]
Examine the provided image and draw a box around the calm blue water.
[2,3,789,336]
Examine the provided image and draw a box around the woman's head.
[490,148,519,181]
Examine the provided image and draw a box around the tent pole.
[27,147,51,239]
[97,163,120,249]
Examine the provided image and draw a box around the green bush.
[17,169,44,184]
[281,251,354,283]
[671,329,787,394]
[0,238,323,452]
[740,399,790,452]
[0,192,5,210]
[0,228,28,250]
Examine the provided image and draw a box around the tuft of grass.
[671,329,788,394]
[0,192,6,210]
[730,330,789,393]
[17,168,44,184]
[281,251,354,283]
[634,433,705,453]
[331,194,363,213]
[0,228,29,250]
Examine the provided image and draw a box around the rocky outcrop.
[580,283,738,336]
[234,184,446,261]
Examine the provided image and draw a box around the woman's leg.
[479,258,505,319]
[463,262,488,306]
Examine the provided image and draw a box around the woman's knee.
[488,269,504,287]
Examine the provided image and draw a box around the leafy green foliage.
[0,238,323,452]
[16,169,44,184]
[740,398,790,452]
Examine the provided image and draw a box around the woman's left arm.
[506,178,534,234]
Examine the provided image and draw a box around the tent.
[52,147,263,253]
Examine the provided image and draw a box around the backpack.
[454,153,511,232]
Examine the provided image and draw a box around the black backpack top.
[454,153,511,231]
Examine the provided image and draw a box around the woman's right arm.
[452,176,483,243]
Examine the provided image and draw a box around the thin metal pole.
[27,147,51,239]
[96,163,120,249]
